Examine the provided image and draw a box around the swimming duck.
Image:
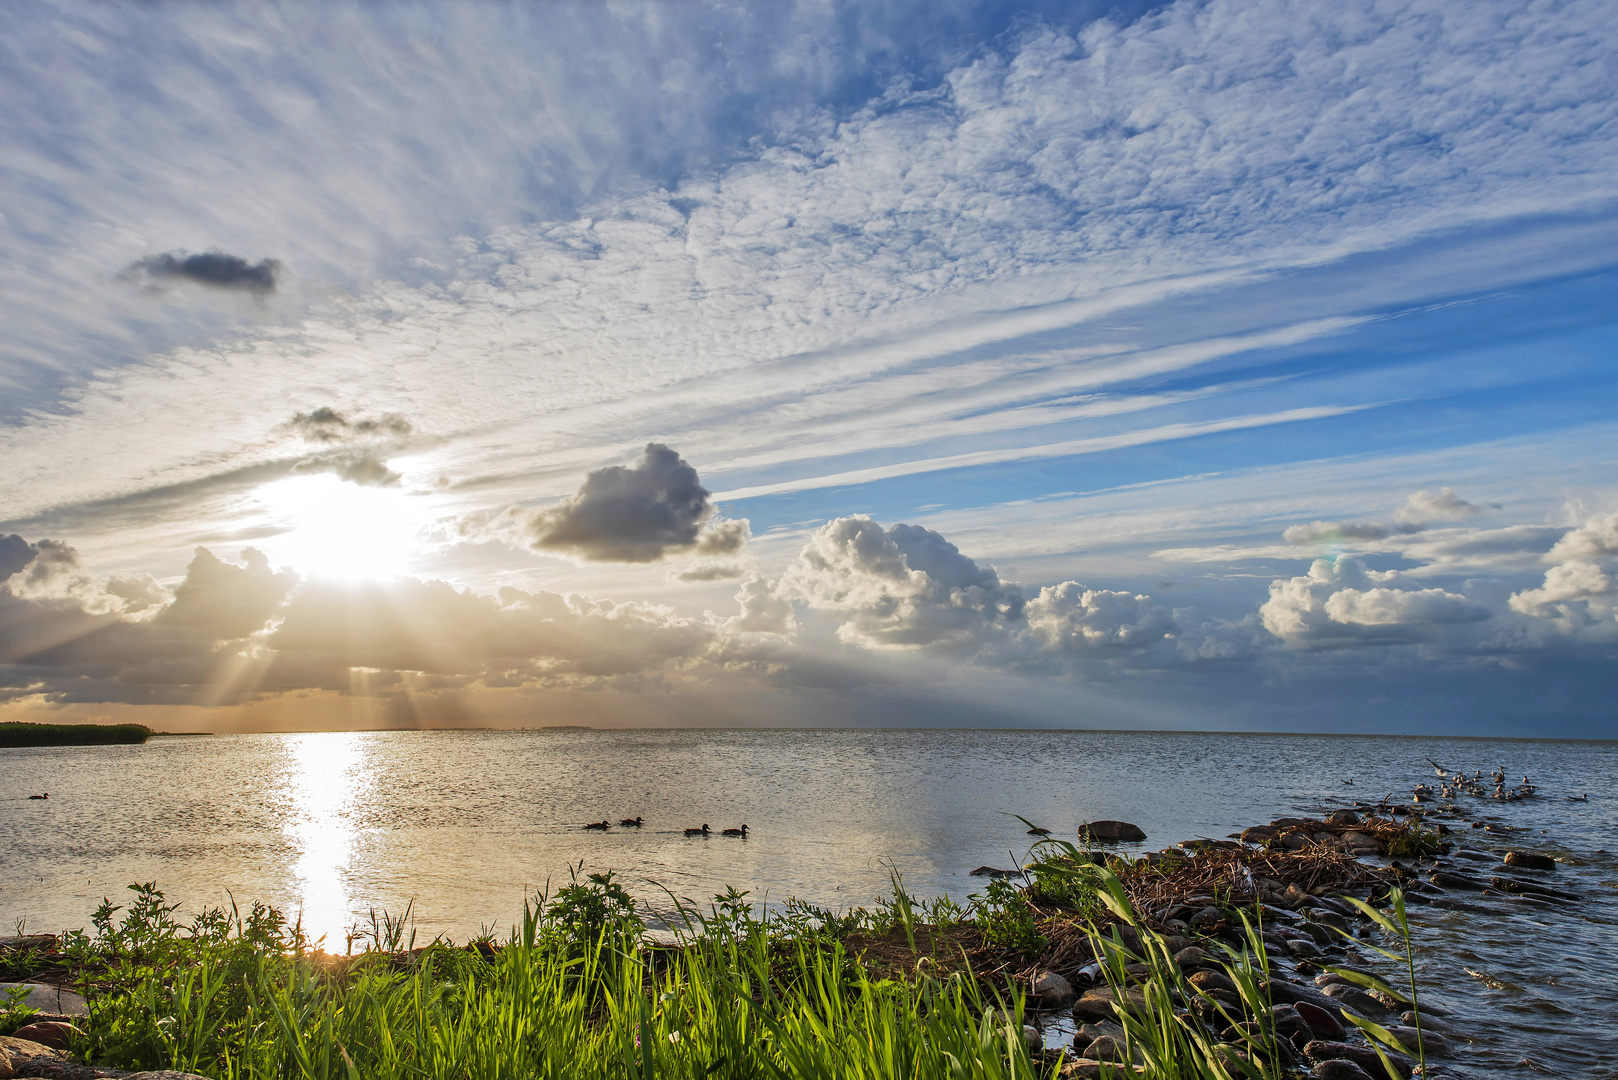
[619,816,644,827]
[28,793,48,800]
[583,820,610,831]
[721,824,749,837]
[684,824,711,836]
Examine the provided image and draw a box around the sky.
[2,0,1616,737]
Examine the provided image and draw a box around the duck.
[721,824,749,837]
[1026,825,1051,836]
[684,824,711,836]
[1567,794,1588,802]
[583,820,610,831]
[619,816,644,828]
[28,793,48,800]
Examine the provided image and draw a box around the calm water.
[3,729,1615,1077]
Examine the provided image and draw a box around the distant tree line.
[0,721,153,747]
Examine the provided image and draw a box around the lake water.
[3,728,1615,1077]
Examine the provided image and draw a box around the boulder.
[1188,969,1238,996]
[1072,986,1148,1021]
[1084,1035,1143,1064]
[1030,970,1077,1007]
[1077,821,1147,844]
[1502,850,1556,871]
[0,1038,62,1062]
[1319,983,1389,1016]
[1072,1020,1124,1051]
[8,1024,76,1052]
[1172,946,1213,969]
[1293,1000,1346,1040]
[1341,832,1385,855]
[1189,907,1228,935]
[1310,1061,1375,1080]
[1384,1025,1451,1056]
[1304,1040,1413,1078]
[1269,1003,1312,1041]
[0,985,87,1019]
[1324,810,1360,826]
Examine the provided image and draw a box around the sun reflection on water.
[281,732,370,949]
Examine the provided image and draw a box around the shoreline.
[2,789,1588,1080]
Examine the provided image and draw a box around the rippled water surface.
[3,729,1614,1077]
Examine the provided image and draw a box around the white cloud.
[1394,487,1489,526]
[1508,510,1618,632]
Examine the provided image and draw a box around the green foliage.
[54,877,1056,1080]
[0,984,41,1036]
[971,877,1047,957]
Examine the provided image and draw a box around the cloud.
[1394,487,1489,526]
[518,444,748,563]
[1023,583,1176,652]
[124,251,281,294]
[1283,520,1405,545]
[288,408,413,443]
[290,449,402,487]
[782,517,1025,650]
[1507,510,1618,631]
[674,560,748,582]
[720,573,797,636]
[1261,555,1489,646]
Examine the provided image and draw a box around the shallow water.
[3,728,1614,1077]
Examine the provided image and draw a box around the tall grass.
[58,879,1053,1080]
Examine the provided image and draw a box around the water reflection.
[280,732,369,948]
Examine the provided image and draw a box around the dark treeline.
[0,721,152,747]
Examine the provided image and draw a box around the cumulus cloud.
[290,448,402,487]
[1023,583,1176,652]
[674,560,748,582]
[1261,556,1488,646]
[1508,510,1618,631]
[1283,520,1406,545]
[1395,487,1490,526]
[288,408,413,443]
[520,444,748,563]
[123,251,282,294]
[782,517,1024,650]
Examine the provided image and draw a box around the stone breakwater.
[1007,798,1584,1080]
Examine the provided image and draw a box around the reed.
[0,721,152,747]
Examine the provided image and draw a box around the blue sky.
[2,0,1615,736]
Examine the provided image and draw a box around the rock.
[1502,850,1556,871]
[1172,946,1213,969]
[1084,1035,1143,1064]
[8,1024,76,1053]
[1072,986,1148,1021]
[1188,969,1238,996]
[1073,1020,1124,1050]
[969,866,1019,878]
[1293,1000,1347,1040]
[1077,820,1147,844]
[1311,1061,1375,1080]
[1319,983,1388,1016]
[1400,1010,1460,1034]
[1428,870,1485,890]
[0,1039,62,1063]
[1488,876,1580,901]
[1384,1025,1451,1056]
[1241,826,1277,843]
[0,986,88,1019]
[1057,1060,1145,1079]
[1269,1003,1312,1040]
[1287,938,1324,959]
[1030,970,1077,1007]
[1304,1040,1413,1077]
[1021,1024,1041,1054]
[1264,978,1341,1014]
[1324,810,1360,825]
[1449,848,1495,862]
[1189,906,1228,935]
[1271,817,1312,828]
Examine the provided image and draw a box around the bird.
[1026,825,1051,836]
[684,824,711,836]
[1567,794,1588,802]
[1341,778,1354,786]
[619,816,644,827]
[583,820,610,831]
[722,824,749,837]
[28,793,48,800]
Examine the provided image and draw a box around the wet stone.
[1310,1061,1376,1080]
[1502,850,1556,871]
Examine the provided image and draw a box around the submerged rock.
[1310,1061,1375,1080]
[1502,850,1556,871]
[1077,820,1147,844]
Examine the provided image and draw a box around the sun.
[251,474,424,581]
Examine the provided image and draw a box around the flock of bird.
[1422,759,1585,802]
[580,817,748,837]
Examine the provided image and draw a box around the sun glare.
[253,474,423,581]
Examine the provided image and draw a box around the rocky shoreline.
[1005,793,1584,1079]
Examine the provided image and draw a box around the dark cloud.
[124,250,282,294]
[523,443,749,563]
[291,449,402,487]
[288,408,413,443]
[0,535,34,581]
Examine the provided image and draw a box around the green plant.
[1327,887,1428,1079]
[0,983,41,1036]
[971,877,1047,957]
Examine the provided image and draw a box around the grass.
[0,721,153,747]
[4,839,1431,1080]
